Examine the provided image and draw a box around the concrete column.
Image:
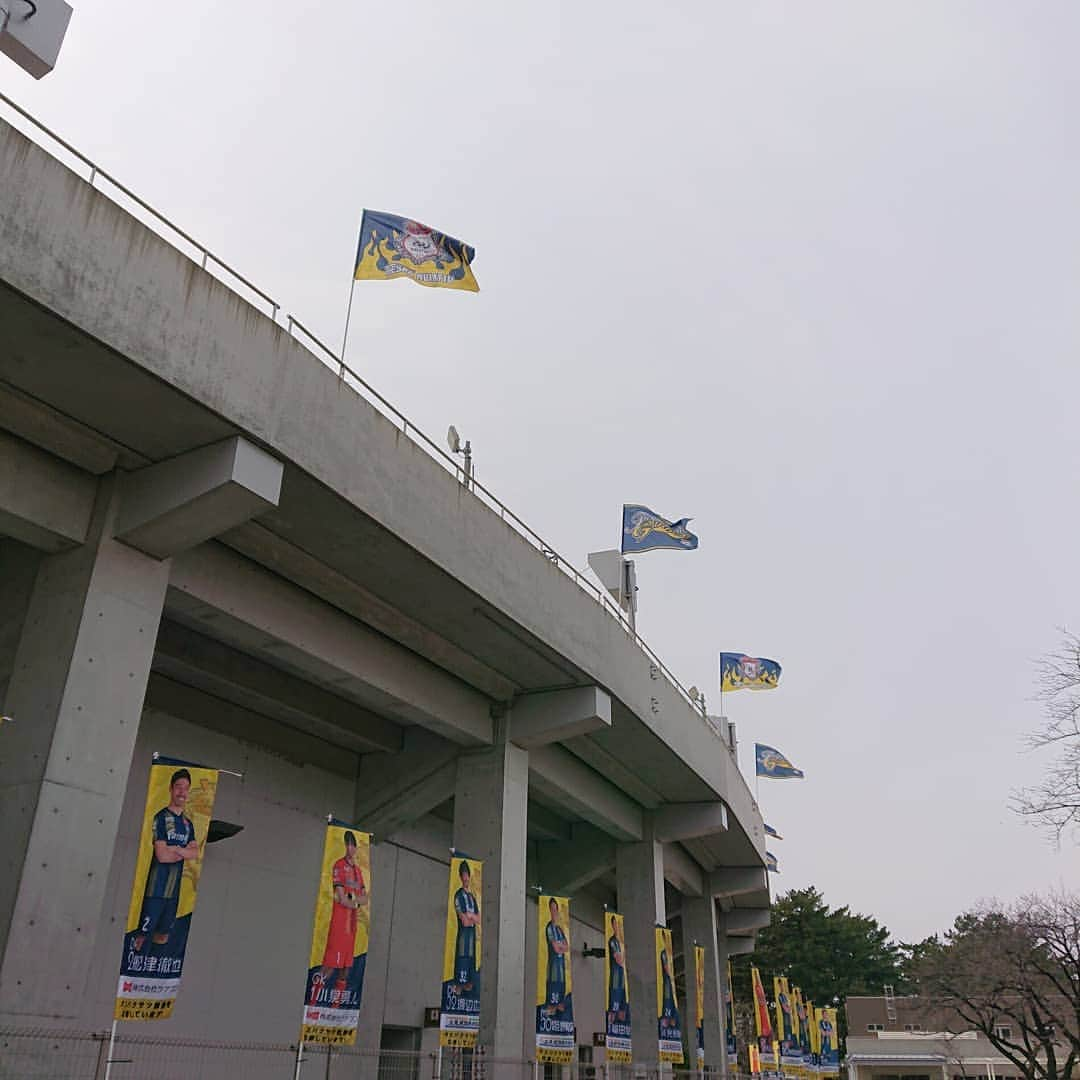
[682,896,727,1077]
[0,539,42,704]
[616,818,666,1068]
[0,477,171,1019]
[452,729,529,1062]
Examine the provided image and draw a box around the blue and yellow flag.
[755,744,805,780]
[719,653,781,692]
[764,823,783,840]
[621,505,698,554]
[765,851,780,873]
[354,209,479,292]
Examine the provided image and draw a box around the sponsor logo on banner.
[604,911,632,1063]
[535,895,575,1064]
[655,926,684,1064]
[114,754,219,1021]
[299,821,371,1046]
[440,852,482,1048]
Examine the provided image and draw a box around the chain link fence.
[0,1028,756,1080]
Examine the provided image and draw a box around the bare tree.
[918,892,1080,1080]
[1015,631,1080,839]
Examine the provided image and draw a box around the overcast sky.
[6,1,1080,943]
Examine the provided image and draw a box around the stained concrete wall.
[0,115,758,822]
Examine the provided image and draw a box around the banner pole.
[293,1038,305,1080]
[339,278,357,379]
[103,1019,118,1080]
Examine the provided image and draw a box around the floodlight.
[689,686,700,702]
[447,425,461,454]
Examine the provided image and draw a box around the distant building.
[845,996,1027,1080]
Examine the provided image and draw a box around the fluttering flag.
[755,743,805,780]
[621,505,699,554]
[751,966,773,1042]
[719,653,782,692]
[354,210,479,292]
[764,823,783,840]
[766,851,780,873]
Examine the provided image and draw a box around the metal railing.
[0,89,712,727]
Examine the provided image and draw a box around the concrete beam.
[653,801,729,843]
[356,727,462,837]
[725,908,771,934]
[152,619,401,753]
[528,743,643,842]
[710,866,769,899]
[115,436,282,559]
[169,543,493,745]
[663,842,705,897]
[725,934,758,956]
[536,823,616,895]
[0,430,96,551]
[508,686,612,749]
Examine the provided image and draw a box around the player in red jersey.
[309,831,367,1004]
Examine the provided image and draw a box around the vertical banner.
[773,976,786,1048]
[751,966,774,1069]
[604,910,632,1063]
[655,926,684,1064]
[808,1001,821,1070]
[535,895,575,1063]
[749,1045,762,1075]
[114,755,219,1020]
[820,1007,839,1078]
[300,821,372,1045]
[694,944,705,1070]
[440,853,482,1047]
[725,961,738,1060]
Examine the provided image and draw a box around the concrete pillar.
[0,477,171,1019]
[682,896,728,1077]
[452,729,529,1062]
[616,818,666,1068]
[0,539,42,704]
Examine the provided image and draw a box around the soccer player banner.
[694,944,705,1069]
[440,852,482,1048]
[819,1007,840,1078]
[655,926,684,1064]
[535,895,575,1063]
[604,910,632,1063]
[114,754,219,1021]
[300,820,371,1045]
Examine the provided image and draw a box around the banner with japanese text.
[440,853,482,1047]
[655,926,684,1063]
[604,910,632,1063]
[114,754,219,1020]
[300,821,371,1045]
[535,895,575,1063]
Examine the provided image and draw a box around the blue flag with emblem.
[621,505,698,554]
[755,744,805,780]
[719,653,781,692]
[765,852,779,873]
[764,823,783,840]
[354,210,479,292]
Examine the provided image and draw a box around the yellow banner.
[773,976,785,1043]
[604,911,631,1063]
[535,895,575,1063]
[300,822,371,1045]
[114,755,218,1021]
[694,944,705,1067]
[440,853,482,1047]
[655,926,684,1064]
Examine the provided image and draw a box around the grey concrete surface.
[0,478,171,1017]
[683,894,728,1075]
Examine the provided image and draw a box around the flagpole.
[339,277,357,380]
[103,1019,118,1080]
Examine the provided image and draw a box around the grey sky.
[6,1,1080,943]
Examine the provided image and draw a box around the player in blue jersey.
[607,914,627,1022]
[453,860,480,992]
[660,947,680,1034]
[543,896,570,1015]
[133,768,199,952]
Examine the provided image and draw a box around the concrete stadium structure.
[0,109,769,1072]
